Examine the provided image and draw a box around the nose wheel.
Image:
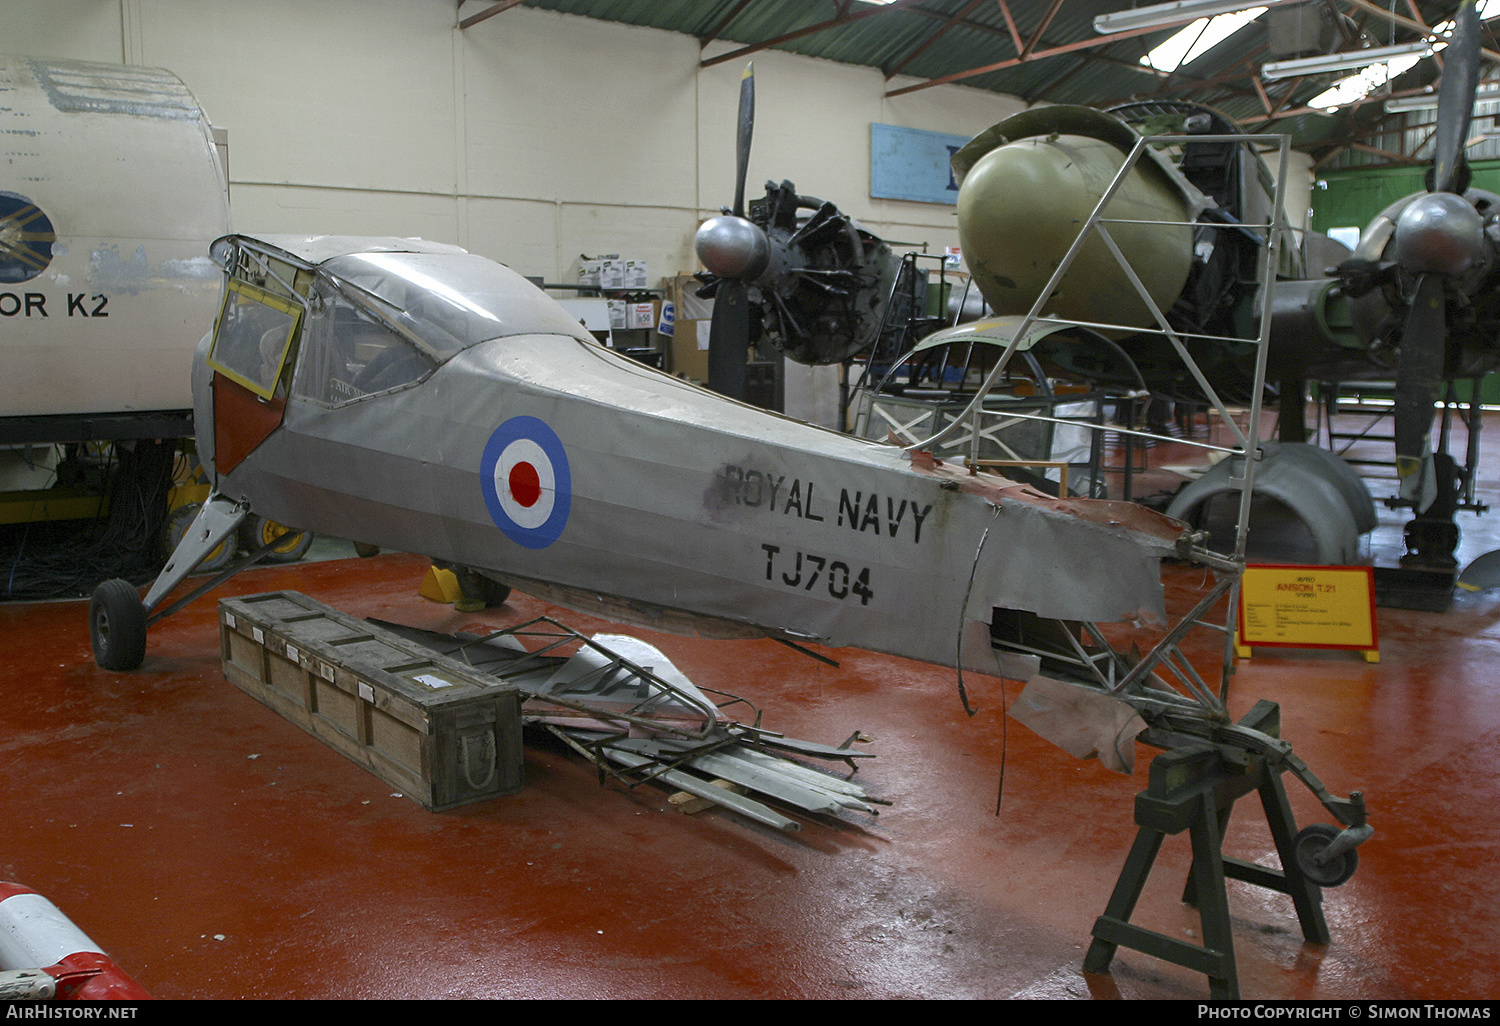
[89,578,148,671]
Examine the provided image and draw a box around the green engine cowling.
[953,106,1199,335]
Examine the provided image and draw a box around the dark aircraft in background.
[921,1,1498,588]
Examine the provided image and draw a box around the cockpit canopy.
[322,250,592,358]
[206,235,592,407]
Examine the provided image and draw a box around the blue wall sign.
[870,123,973,206]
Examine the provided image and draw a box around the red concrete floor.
[4,420,1500,1000]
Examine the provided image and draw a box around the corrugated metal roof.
[488,1,1492,170]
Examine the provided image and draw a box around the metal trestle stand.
[1083,701,1331,1000]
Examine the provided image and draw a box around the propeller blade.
[1394,273,1447,511]
[1432,0,1481,195]
[708,277,750,399]
[733,64,755,218]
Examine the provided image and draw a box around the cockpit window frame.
[316,271,449,365]
[207,277,306,400]
[289,277,440,409]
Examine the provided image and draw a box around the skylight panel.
[1141,7,1267,73]
[1307,51,1426,111]
[1306,0,1500,111]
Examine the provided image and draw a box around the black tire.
[1293,823,1358,887]
[241,515,313,564]
[450,566,510,611]
[90,578,148,671]
[475,575,511,607]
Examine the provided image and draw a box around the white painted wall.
[5,0,1022,283]
[5,0,1035,423]
[4,0,1317,423]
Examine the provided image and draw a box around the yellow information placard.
[1236,564,1379,662]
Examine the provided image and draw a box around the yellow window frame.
[208,278,306,400]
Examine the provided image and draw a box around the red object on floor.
[0,883,151,999]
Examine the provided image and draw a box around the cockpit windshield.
[323,252,590,360]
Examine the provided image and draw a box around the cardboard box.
[668,274,712,381]
[600,258,626,289]
[627,300,658,330]
[218,591,524,811]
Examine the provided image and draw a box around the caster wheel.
[1293,823,1358,887]
[89,578,147,671]
[241,515,312,564]
[164,503,233,572]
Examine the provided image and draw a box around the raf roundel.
[0,192,56,284]
[480,416,572,549]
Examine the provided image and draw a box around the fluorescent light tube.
[1095,0,1289,34]
[1262,41,1433,81]
[1386,85,1500,112]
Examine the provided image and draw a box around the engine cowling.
[953,106,1197,336]
[695,180,901,366]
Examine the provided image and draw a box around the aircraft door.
[206,278,303,474]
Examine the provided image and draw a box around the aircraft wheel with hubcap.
[90,578,147,671]
[241,515,313,564]
[164,502,233,572]
[1292,823,1358,887]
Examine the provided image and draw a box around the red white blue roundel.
[480,416,571,549]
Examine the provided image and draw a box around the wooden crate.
[218,591,523,811]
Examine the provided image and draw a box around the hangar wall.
[7,0,1313,425]
[6,0,1026,283]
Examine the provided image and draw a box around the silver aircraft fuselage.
[196,235,1186,670]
